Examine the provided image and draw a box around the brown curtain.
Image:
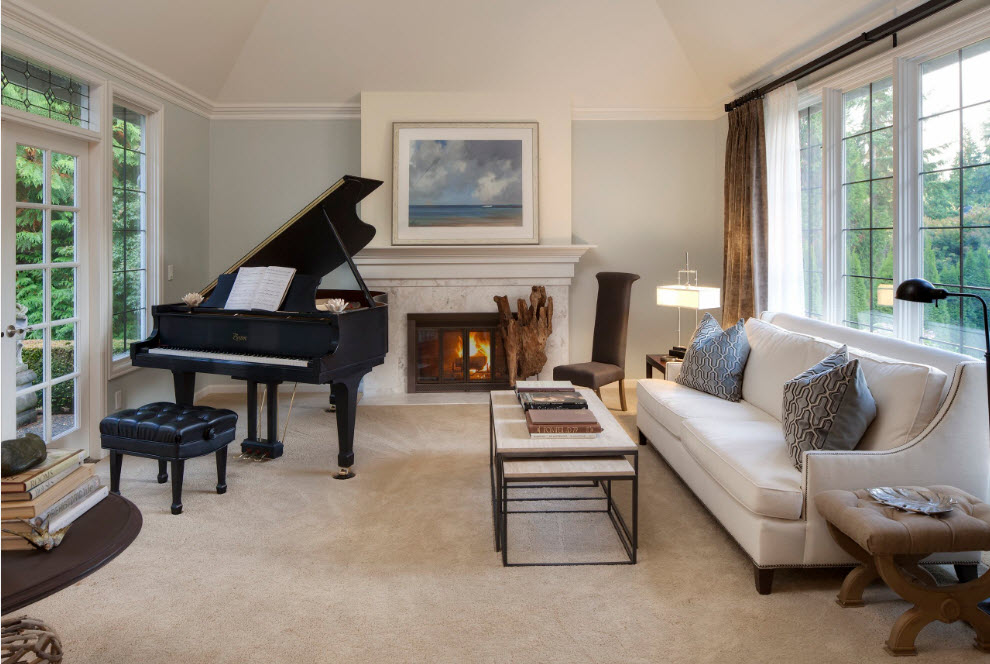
[722,99,768,326]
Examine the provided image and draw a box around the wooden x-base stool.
[816,486,990,657]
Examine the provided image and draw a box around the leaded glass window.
[1,52,90,128]
[799,103,824,320]
[111,104,148,359]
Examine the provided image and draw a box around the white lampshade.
[876,283,894,307]
[657,285,721,310]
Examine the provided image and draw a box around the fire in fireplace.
[407,313,509,392]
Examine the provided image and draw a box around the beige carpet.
[21,385,989,663]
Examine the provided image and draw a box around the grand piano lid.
[200,175,382,297]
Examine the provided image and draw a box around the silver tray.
[867,487,956,515]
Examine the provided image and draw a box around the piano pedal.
[333,466,355,480]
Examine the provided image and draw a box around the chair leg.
[170,460,185,515]
[216,448,228,495]
[618,381,628,411]
[594,388,602,400]
[955,563,979,583]
[157,459,168,484]
[109,451,123,494]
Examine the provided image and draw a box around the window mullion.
[822,87,845,326]
[893,56,922,342]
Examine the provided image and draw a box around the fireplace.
[407,313,510,392]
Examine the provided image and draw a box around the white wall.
[570,117,727,379]
[360,92,573,245]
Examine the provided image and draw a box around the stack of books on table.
[1,449,108,551]
[515,381,602,438]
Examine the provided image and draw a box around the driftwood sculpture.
[494,286,553,386]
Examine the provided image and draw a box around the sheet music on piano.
[224,266,297,311]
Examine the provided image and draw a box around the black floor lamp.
[894,278,990,607]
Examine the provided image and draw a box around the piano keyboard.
[147,347,311,368]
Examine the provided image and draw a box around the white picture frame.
[392,122,539,245]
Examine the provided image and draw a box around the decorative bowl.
[867,486,956,515]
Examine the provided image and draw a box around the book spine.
[528,425,603,434]
[2,463,80,502]
[32,477,101,525]
[2,453,83,492]
[529,432,600,439]
[48,486,109,532]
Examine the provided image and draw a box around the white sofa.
[636,312,989,593]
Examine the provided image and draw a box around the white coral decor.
[182,292,204,307]
[325,298,348,313]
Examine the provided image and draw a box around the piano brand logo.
[232,332,247,342]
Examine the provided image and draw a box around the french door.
[1,123,91,450]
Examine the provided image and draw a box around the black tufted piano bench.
[100,402,238,514]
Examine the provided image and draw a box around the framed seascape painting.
[392,122,539,245]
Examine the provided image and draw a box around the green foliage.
[20,340,75,414]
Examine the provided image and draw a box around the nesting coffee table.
[489,388,639,566]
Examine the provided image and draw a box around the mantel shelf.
[352,244,595,282]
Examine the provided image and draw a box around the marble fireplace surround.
[355,245,593,398]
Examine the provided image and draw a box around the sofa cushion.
[681,418,804,520]
[676,313,750,401]
[742,318,838,420]
[782,346,876,470]
[846,347,947,451]
[636,379,775,440]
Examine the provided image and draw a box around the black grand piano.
[131,175,387,479]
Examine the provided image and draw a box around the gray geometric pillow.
[675,313,750,402]
[782,346,877,471]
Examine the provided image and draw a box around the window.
[111,104,148,360]
[799,103,824,319]
[841,77,894,334]
[918,38,990,356]
[1,52,90,128]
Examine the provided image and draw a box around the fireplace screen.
[408,314,509,392]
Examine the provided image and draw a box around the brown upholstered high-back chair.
[553,272,640,410]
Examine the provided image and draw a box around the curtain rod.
[724,0,963,112]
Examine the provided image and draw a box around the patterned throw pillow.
[782,346,877,471]
[675,313,751,402]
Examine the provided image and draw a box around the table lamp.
[657,253,721,358]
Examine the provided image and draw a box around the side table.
[646,354,681,380]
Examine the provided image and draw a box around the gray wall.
[570,118,727,379]
[209,119,360,279]
[108,102,212,408]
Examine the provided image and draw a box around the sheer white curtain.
[764,83,805,315]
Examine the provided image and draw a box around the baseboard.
[194,383,329,401]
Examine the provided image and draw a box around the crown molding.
[1,0,213,117]
[210,102,361,120]
[572,106,723,121]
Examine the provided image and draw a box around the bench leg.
[216,448,228,495]
[157,460,168,484]
[109,451,123,495]
[170,460,185,515]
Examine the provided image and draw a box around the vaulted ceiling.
[22,0,921,110]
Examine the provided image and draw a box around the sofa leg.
[157,459,168,484]
[754,566,774,595]
[170,459,185,515]
[109,451,123,495]
[955,563,979,583]
[618,381,628,411]
[638,429,648,446]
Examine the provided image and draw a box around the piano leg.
[330,373,362,479]
[172,371,196,406]
[240,380,284,459]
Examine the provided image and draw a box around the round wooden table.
[1,493,142,614]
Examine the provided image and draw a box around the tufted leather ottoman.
[100,402,238,514]
[816,486,990,656]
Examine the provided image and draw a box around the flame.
[468,331,491,379]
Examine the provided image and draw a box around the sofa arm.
[800,361,989,564]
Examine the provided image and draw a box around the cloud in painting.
[408,139,522,206]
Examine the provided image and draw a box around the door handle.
[4,325,25,338]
